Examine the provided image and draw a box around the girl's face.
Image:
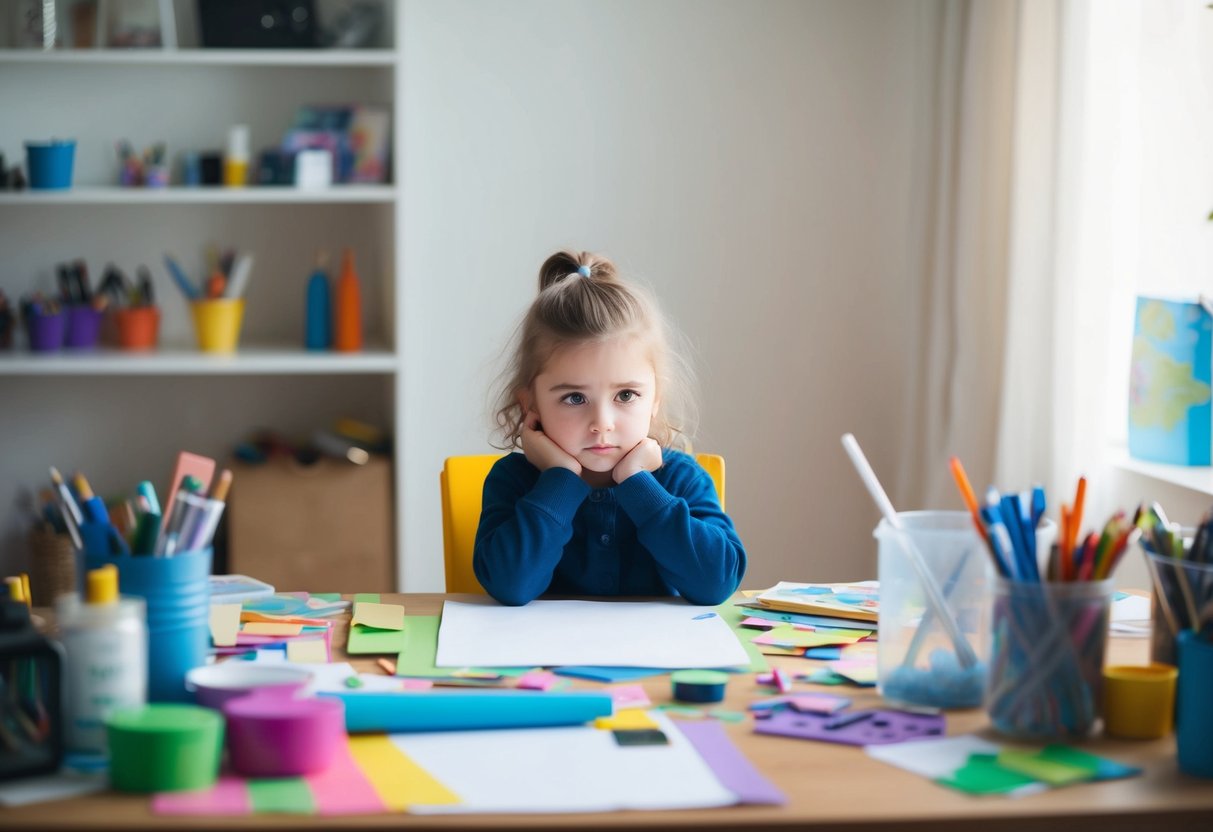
[528,335,659,481]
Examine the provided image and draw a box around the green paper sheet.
[716,600,771,672]
[248,778,315,814]
[1038,745,1142,781]
[937,754,1039,795]
[345,593,409,654]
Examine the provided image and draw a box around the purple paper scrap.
[672,718,786,805]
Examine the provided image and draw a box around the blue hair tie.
[577,265,591,278]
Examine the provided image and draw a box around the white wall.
[399,0,924,591]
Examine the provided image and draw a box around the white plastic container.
[56,564,148,755]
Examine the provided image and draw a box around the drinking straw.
[840,434,978,668]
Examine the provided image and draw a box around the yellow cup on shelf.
[191,299,245,353]
[1102,663,1178,740]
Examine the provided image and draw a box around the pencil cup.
[85,548,211,703]
[876,511,994,709]
[28,527,77,606]
[113,306,160,350]
[24,307,65,352]
[191,299,245,353]
[1176,630,1213,777]
[63,305,103,349]
[986,577,1113,739]
[25,140,76,190]
[1144,546,1213,667]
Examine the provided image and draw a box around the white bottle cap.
[227,124,250,162]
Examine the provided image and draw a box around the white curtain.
[901,0,1213,526]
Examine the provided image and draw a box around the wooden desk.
[9,593,1212,831]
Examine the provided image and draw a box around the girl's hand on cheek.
[613,438,662,484]
[520,411,582,475]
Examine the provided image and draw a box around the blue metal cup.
[85,549,211,703]
[1177,630,1213,777]
[25,140,76,190]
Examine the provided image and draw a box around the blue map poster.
[1128,296,1213,465]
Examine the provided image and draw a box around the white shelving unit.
[0,8,408,586]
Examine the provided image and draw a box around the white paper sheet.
[435,599,749,669]
[1109,594,1151,638]
[865,735,1003,779]
[394,711,736,814]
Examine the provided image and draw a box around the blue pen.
[979,505,1016,579]
[998,495,1029,579]
[164,255,200,300]
[1014,492,1037,578]
[73,471,130,557]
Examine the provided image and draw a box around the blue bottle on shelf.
[304,253,332,350]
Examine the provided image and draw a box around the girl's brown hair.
[492,249,697,450]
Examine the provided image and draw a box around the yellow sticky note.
[242,622,304,637]
[352,601,405,631]
[209,603,242,647]
[595,710,659,731]
[286,639,329,664]
[348,735,460,809]
[996,750,1095,786]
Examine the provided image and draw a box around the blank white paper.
[394,711,736,814]
[435,599,749,669]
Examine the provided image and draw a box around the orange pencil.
[948,457,989,545]
[1068,476,1087,560]
[1059,503,1072,580]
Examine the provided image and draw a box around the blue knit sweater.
[473,449,746,606]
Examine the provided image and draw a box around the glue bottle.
[56,564,147,756]
[304,250,332,350]
[333,247,363,352]
[223,124,250,187]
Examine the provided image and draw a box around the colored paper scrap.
[242,622,304,637]
[866,735,1003,780]
[286,639,329,664]
[997,749,1096,786]
[152,776,252,816]
[799,669,848,685]
[596,710,659,731]
[516,670,557,690]
[352,601,405,631]
[1036,745,1142,781]
[707,709,747,723]
[608,684,651,710]
[306,741,391,816]
[938,754,1044,796]
[248,778,316,814]
[673,718,786,805]
[348,734,460,810]
[751,625,866,649]
[612,729,669,746]
[209,603,241,647]
[553,666,668,683]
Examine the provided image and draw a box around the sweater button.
[600,534,611,545]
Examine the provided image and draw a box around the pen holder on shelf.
[24,307,65,352]
[1144,546,1213,666]
[875,511,993,709]
[113,307,160,350]
[191,299,245,353]
[28,527,77,606]
[1176,630,1213,777]
[25,140,76,190]
[84,548,212,703]
[63,305,103,350]
[986,577,1112,739]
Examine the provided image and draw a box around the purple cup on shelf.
[64,305,103,349]
[25,308,65,352]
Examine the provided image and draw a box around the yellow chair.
[441,452,725,594]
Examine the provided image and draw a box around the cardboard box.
[228,456,393,593]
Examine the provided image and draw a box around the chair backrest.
[440,452,726,594]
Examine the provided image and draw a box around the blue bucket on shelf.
[85,548,211,703]
[25,140,76,190]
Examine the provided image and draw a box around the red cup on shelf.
[114,307,160,350]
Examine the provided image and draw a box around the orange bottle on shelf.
[333,247,363,352]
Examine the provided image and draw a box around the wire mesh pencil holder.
[986,577,1112,739]
[28,526,77,606]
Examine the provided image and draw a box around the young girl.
[474,249,746,606]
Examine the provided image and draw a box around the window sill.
[1108,445,1213,497]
